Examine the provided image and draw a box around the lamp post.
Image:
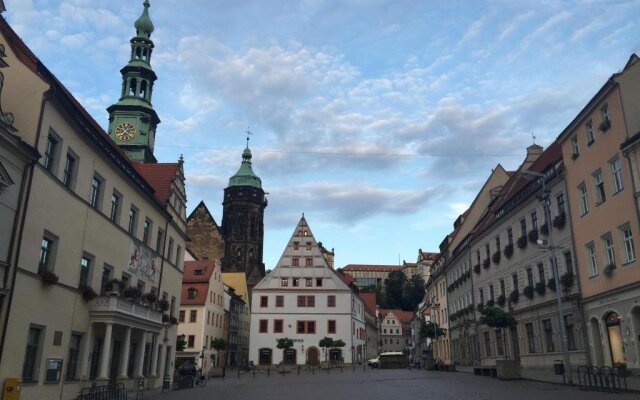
[427,298,440,358]
[522,170,573,385]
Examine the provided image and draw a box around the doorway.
[605,312,626,364]
[283,349,296,365]
[307,348,319,365]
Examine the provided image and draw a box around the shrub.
[503,243,514,258]
[143,292,158,303]
[123,286,142,300]
[523,285,534,299]
[534,282,546,295]
[492,251,501,264]
[517,236,527,249]
[528,229,539,244]
[509,290,519,303]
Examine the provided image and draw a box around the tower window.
[140,81,147,99]
[129,78,137,96]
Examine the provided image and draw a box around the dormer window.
[187,288,197,299]
[193,269,204,276]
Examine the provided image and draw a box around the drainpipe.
[0,90,51,364]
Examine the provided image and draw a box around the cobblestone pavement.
[143,368,635,400]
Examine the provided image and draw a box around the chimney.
[522,144,543,171]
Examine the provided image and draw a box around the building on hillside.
[222,272,251,368]
[176,260,226,373]
[221,143,267,290]
[467,143,587,378]
[249,216,366,366]
[186,201,225,263]
[427,164,511,367]
[557,54,640,371]
[359,292,379,359]
[341,264,403,290]
[402,261,417,278]
[318,241,335,269]
[416,250,437,284]
[379,309,413,353]
[0,2,187,398]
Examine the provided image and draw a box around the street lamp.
[522,170,573,385]
[427,298,440,358]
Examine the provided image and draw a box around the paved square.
[145,368,634,400]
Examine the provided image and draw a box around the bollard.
[253,367,256,378]
[312,366,314,375]
[363,363,366,372]
[267,366,270,377]
[238,366,240,379]
[298,365,300,375]
[222,366,226,380]
[353,364,355,372]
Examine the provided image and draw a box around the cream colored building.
[558,54,640,371]
[222,272,251,368]
[176,260,226,372]
[0,5,187,399]
[341,264,402,290]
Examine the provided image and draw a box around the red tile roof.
[420,251,437,260]
[380,308,414,324]
[359,292,377,316]
[342,264,402,272]
[134,162,180,206]
[180,282,210,306]
[183,260,215,283]
[336,270,356,287]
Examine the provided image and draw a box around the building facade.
[222,272,251,368]
[379,309,413,353]
[341,264,402,290]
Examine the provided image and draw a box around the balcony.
[89,295,163,328]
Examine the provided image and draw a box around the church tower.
[107,0,160,163]
[221,142,267,289]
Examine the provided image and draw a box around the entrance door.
[307,348,319,365]
[606,312,626,364]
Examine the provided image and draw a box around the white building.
[249,216,366,366]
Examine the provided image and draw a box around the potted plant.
[517,236,527,249]
[123,286,141,301]
[547,278,556,291]
[496,294,506,307]
[486,299,495,307]
[503,243,514,259]
[105,279,121,295]
[479,307,520,380]
[539,223,549,236]
[142,292,157,304]
[162,314,170,323]
[560,272,575,290]
[523,285,534,299]
[509,290,519,303]
[528,229,539,244]
[604,263,616,277]
[483,259,490,269]
[79,285,97,301]
[157,299,170,312]
[170,315,178,325]
[473,264,481,274]
[552,213,566,229]
[534,282,546,295]
[39,270,59,284]
[492,251,501,264]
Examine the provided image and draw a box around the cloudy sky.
[6,0,640,268]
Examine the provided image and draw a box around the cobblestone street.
[145,368,634,400]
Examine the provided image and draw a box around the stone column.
[79,322,94,380]
[97,322,113,380]
[150,334,159,377]
[136,330,147,377]
[118,326,132,378]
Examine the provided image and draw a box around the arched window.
[135,47,142,59]
[140,81,147,99]
[129,78,137,96]
[259,348,272,365]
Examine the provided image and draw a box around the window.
[507,227,513,244]
[621,225,636,263]
[276,295,284,307]
[39,236,55,273]
[187,335,195,348]
[90,175,103,209]
[578,183,589,215]
[537,263,545,283]
[167,237,174,261]
[511,273,518,292]
[128,206,138,235]
[609,158,623,193]
[260,296,268,307]
[483,331,491,356]
[531,211,538,229]
[187,288,197,299]
[600,102,610,123]
[316,278,323,287]
[593,170,606,205]
[109,192,120,222]
[327,295,336,307]
[79,255,91,287]
[328,320,336,334]
[307,296,315,307]
[526,267,533,287]
[603,234,615,267]
[556,193,566,215]
[587,243,598,276]
[274,319,283,333]
[499,279,505,297]
[489,285,494,301]
[495,236,500,251]
[305,278,312,287]
[564,315,576,350]
[292,258,299,267]
[520,219,527,237]
[66,333,82,380]
[293,242,299,250]
[189,310,197,323]
[585,120,594,145]
[43,134,58,171]
[297,295,315,307]
[306,242,312,250]
[292,278,299,287]
[280,278,288,287]
[564,251,573,274]
[63,153,76,188]
[176,245,182,266]
[22,326,43,381]
[305,258,313,267]
[479,288,484,304]
[179,310,185,323]
[156,229,164,253]
[543,319,554,352]
[495,329,504,356]
[143,219,152,245]
[296,321,316,334]
[571,135,579,158]
[525,323,536,353]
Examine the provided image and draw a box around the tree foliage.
[384,270,407,309]
[319,337,334,349]
[276,337,294,350]
[402,274,426,311]
[332,339,345,348]
[176,334,186,352]
[479,306,517,328]
[381,270,425,311]
[211,337,227,351]
[419,321,446,339]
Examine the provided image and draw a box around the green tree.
[211,337,227,351]
[479,306,517,359]
[319,337,334,362]
[419,321,446,339]
[384,270,407,309]
[176,334,186,352]
[276,338,294,365]
[402,274,426,311]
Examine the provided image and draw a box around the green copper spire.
[228,143,262,189]
[134,0,154,39]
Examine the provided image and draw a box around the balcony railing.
[89,295,163,325]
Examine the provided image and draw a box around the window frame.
[593,169,606,205]
[586,242,598,276]
[90,174,104,210]
[62,150,77,189]
[43,133,59,172]
[578,183,589,216]
[620,224,637,264]
[609,157,624,194]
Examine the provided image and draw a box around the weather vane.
[246,126,253,147]
[532,132,536,145]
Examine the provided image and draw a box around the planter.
[496,295,506,307]
[517,236,527,249]
[503,243,514,259]
[105,279,121,294]
[528,229,539,244]
[492,251,501,264]
[496,359,521,380]
[604,264,616,277]
[540,223,549,236]
[523,285,534,299]
[483,259,490,269]
[473,264,481,274]
[477,303,485,312]
[123,286,142,301]
[509,290,519,303]
[534,282,546,295]
[560,272,575,289]
[547,278,556,291]
[599,118,611,132]
[80,285,97,301]
[157,299,170,312]
[486,299,495,307]
[39,270,59,284]
[552,213,566,229]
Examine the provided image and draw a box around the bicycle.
[192,371,206,388]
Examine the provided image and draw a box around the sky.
[6,0,640,269]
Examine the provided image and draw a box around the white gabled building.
[249,215,366,366]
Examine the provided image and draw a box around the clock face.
[115,122,136,142]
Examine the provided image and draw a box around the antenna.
[531,132,536,145]
[245,127,253,147]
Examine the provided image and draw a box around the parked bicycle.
[193,370,206,388]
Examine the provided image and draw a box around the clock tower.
[107,0,159,163]
[221,142,268,289]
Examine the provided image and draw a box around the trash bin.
[553,361,564,375]
[3,378,21,400]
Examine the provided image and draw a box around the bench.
[474,367,497,377]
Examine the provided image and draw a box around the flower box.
[517,236,527,249]
[496,295,506,306]
[534,282,546,295]
[523,285,534,299]
[157,299,170,312]
[492,251,501,264]
[604,263,616,276]
[123,286,142,301]
[503,243,514,258]
[39,269,59,284]
[528,229,539,244]
[599,118,611,132]
[483,259,490,269]
[473,264,481,274]
[509,290,519,303]
[539,223,549,236]
[80,285,97,301]
[560,272,575,289]
[547,278,556,291]
[552,213,566,229]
